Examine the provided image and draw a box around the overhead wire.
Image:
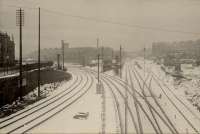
[40,7,200,36]
[1,4,200,36]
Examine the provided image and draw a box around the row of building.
[152,40,200,66]
[152,40,200,59]
[0,32,15,67]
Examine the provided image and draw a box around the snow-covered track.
[0,71,94,134]
[129,65,178,134]
[84,68,160,134]
[101,69,162,134]
[22,73,94,133]
[132,61,200,133]
[84,69,124,134]
[84,67,182,134]
[101,77,124,134]
[151,72,200,133]
[0,73,81,131]
[125,65,144,134]
[0,73,79,125]
[109,66,180,134]
[151,70,200,123]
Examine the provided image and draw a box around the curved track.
[0,72,79,125]
[128,64,179,133]
[130,60,200,134]
[0,70,94,134]
[84,62,200,134]
[84,68,165,134]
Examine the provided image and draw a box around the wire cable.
[1,4,200,36]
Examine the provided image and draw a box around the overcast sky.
[1,0,200,57]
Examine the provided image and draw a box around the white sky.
[1,0,200,57]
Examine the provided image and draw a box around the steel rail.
[21,73,94,133]
[0,72,78,124]
[5,71,91,133]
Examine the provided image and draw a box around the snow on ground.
[0,71,77,121]
[0,65,120,133]
[0,70,18,77]
[29,74,102,133]
[86,59,200,133]
[182,64,200,79]
[143,59,200,113]
[134,58,200,132]
[28,68,118,133]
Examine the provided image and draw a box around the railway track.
[22,72,94,134]
[126,64,168,134]
[102,78,124,134]
[151,73,200,133]
[136,60,200,123]
[0,72,82,130]
[84,68,164,134]
[128,64,178,134]
[104,68,164,134]
[85,69,141,134]
[85,70,124,134]
[132,61,200,133]
[0,70,94,134]
[84,66,180,134]
[151,69,200,122]
[125,64,144,134]
[0,72,79,124]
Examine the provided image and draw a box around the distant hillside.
[26,47,115,64]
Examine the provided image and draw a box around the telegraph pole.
[120,45,122,78]
[125,76,128,134]
[62,43,64,70]
[144,47,146,78]
[97,54,100,83]
[38,7,41,98]
[97,38,100,83]
[97,38,99,51]
[57,54,60,69]
[78,50,81,65]
[101,46,104,60]
[112,50,114,59]
[101,46,104,72]
[16,8,24,100]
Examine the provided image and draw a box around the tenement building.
[0,32,15,67]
